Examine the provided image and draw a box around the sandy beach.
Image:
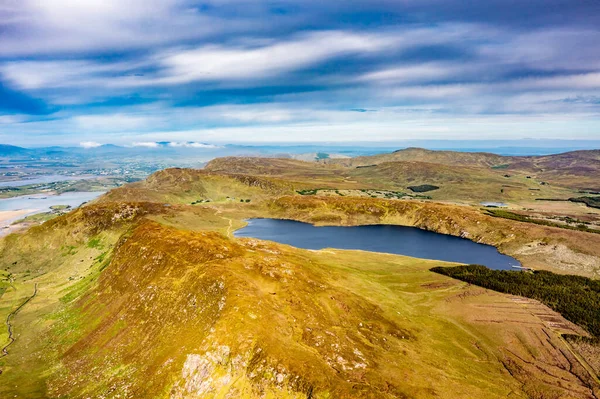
[0,209,37,232]
[0,209,36,223]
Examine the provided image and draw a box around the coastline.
[0,209,38,236]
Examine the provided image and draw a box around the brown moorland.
[1,151,599,398]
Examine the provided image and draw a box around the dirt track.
[1,283,38,360]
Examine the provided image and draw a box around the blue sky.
[1,0,600,146]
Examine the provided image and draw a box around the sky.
[1,0,600,146]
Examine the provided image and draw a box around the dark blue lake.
[234,219,521,270]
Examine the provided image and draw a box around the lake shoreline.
[234,218,521,270]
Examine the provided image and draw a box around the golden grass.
[3,215,596,397]
[0,161,599,398]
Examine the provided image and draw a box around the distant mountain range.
[2,142,600,166]
[0,142,220,156]
[0,144,33,156]
[207,147,600,192]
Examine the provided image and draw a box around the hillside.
[204,153,584,204]
[1,155,600,398]
[322,148,600,191]
[325,147,511,168]
[100,168,296,204]
[2,203,599,398]
[508,150,600,191]
[36,221,513,398]
[98,166,600,277]
[324,147,600,169]
[348,161,521,201]
[205,157,334,175]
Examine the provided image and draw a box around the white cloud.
[0,0,223,55]
[357,62,482,86]
[80,141,102,148]
[156,31,392,83]
[131,141,160,148]
[196,104,298,123]
[76,30,397,89]
[167,142,221,148]
[125,24,492,87]
[14,23,597,97]
[0,60,138,90]
[2,102,599,146]
[361,64,450,82]
[383,84,480,99]
[0,30,396,91]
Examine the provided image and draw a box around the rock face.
[173,348,231,398]
[171,346,309,399]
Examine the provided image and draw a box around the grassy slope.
[94,167,600,277]
[325,147,511,168]
[102,168,296,204]
[0,202,169,391]
[515,150,600,191]
[431,265,600,337]
[4,214,597,398]
[324,147,600,191]
[1,162,599,398]
[347,161,558,203]
[205,155,581,205]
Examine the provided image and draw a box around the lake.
[234,218,521,270]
